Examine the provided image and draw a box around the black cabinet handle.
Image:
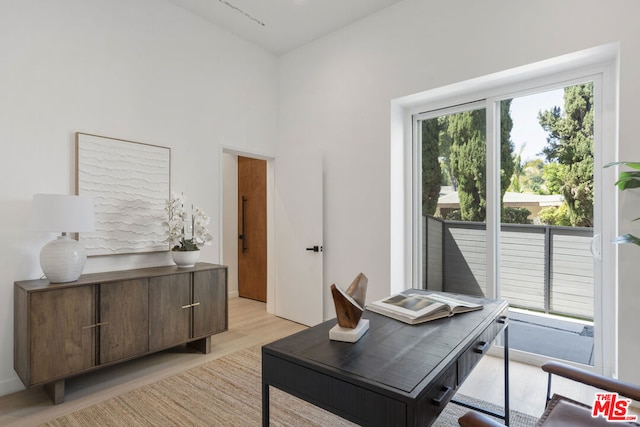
[432,386,454,407]
[497,315,508,325]
[306,246,323,252]
[474,341,490,355]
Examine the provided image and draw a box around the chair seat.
[537,394,638,427]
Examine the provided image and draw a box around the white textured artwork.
[76,133,171,256]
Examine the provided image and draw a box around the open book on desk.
[366,291,482,325]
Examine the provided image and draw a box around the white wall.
[0,0,277,395]
[278,0,640,384]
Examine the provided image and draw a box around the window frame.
[390,43,618,375]
[411,100,487,291]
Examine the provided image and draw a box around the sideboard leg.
[188,336,211,354]
[43,379,65,404]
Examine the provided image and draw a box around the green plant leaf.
[611,234,640,246]
[614,171,640,190]
[182,239,199,251]
[605,161,640,170]
[607,162,640,246]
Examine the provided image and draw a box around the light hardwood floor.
[0,297,630,425]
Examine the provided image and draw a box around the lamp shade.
[30,194,95,233]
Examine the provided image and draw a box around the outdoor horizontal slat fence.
[424,216,594,320]
[501,227,546,311]
[551,233,595,317]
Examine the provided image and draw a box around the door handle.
[82,322,109,329]
[239,196,247,253]
[306,246,323,252]
[590,234,601,261]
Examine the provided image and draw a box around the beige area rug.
[41,346,537,426]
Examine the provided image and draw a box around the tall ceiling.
[167,0,404,55]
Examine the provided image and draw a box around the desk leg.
[503,324,510,426]
[262,382,270,426]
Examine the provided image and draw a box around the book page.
[383,294,438,312]
[422,293,482,310]
[370,294,446,319]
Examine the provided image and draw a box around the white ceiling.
[167,0,404,55]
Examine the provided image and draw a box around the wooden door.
[238,156,267,302]
[148,274,191,352]
[30,286,95,384]
[193,269,228,337]
[99,279,149,364]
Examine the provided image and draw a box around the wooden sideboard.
[14,262,227,404]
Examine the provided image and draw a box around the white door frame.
[220,146,276,315]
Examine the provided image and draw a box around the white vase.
[171,250,200,268]
[40,235,88,283]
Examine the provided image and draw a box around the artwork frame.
[76,132,171,256]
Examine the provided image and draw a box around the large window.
[392,45,618,374]
[416,83,598,366]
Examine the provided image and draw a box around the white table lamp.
[30,194,95,283]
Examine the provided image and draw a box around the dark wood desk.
[262,291,509,426]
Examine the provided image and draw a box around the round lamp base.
[40,235,88,283]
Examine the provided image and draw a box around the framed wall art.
[76,132,171,256]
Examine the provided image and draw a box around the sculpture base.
[329,319,369,343]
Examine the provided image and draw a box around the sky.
[509,88,564,162]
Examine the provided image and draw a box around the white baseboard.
[228,290,239,299]
[0,376,25,398]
